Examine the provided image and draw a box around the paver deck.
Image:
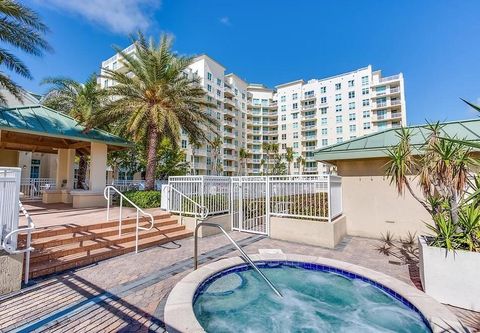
[1,232,479,332]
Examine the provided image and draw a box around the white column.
[89,142,107,192]
[56,148,75,189]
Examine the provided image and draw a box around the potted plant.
[386,122,480,311]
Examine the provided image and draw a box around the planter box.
[182,214,231,238]
[270,216,346,249]
[419,236,480,311]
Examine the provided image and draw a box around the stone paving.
[1,232,479,332]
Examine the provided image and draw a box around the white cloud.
[219,16,231,26]
[37,0,160,34]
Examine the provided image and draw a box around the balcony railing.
[379,74,400,83]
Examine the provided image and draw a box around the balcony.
[303,167,318,173]
[372,99,402,110]
[302,125,317,130]
[223,142,236,149]
[302,135,317,142]
[223,131,235,139]
[391,112,402,118]
[302,94,316,101]
[247,158,261,164]
[380,74,400,83]
[224,98,235,107]
[263,130,278,135]
[223,165,236,172]
[304,146,317,151]
[223,119,235,128]
[302,104,316,111]
[301,114,317,120]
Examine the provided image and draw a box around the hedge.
[121,190,161,209]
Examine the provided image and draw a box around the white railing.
[20,178,56,201]
[104,186,155,253]
[269,175,340,222]
[164,184,208,225]
[110,179,167,192]
[168,176,231,216]
[379,74,400,83]
[1,168,21,248]
[2,202,36,284]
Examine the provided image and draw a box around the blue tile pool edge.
[193,260,432,332]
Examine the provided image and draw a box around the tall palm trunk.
[77,155,88,189]
[145,124,159,190]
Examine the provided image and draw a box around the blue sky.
[15,0,480,125]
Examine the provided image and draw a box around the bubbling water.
[193,264,431,333]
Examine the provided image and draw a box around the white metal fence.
[168,176,231,216]
[110,179,167,192]
[20,178,56,201]
[167,174,342,235]
[0,168,21,249]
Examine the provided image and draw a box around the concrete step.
[29,223,186,263]
[18,212,173,241]
[28,218,179,250]
[28,229,193,279]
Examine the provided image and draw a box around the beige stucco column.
[55,148,75,190]
[89,142,107,192]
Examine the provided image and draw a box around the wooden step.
[28,218,179,250]
[29,224,186,263]
[28,229,193,279]
[18,213,173,241]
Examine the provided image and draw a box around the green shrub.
[121,190,161,209]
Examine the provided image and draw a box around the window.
[292,93,298,100]
[281,95,286,102]
[320,86,326,93]
[320,107,328,114]
[293,132,299,139]
[321,117,327,125]
[207,84,212,92]
[348,91,355,99]
[320,97,327,104]
[293,103,298,109]
[336,115,342,123]
[335,83,341,90]
[281,115,286,121]
[281,124,286,130]
[362,76,369,86]
[181,140,187,148]
[242,93,246,100]
[362,99,370,106]
[363,122,371,130]
[337,137,343,143]
[217,78,221,86]
[282,143,287,149]
[348,80,354,87]
[322,139,328,146]
[293,113,298,119]
[293,142,299,148]
[349,113,356,121]
[349,124,356,132]
[293,122,299,129]
[207,72,212,81]
[349,102,355,110]
[304,90,314,98]
[336,126,343,134]
[363,110,370,118]
[281,105,286,112]
[282,134,287,140]
[335,104,342,112]
[321,128,328,135]
[362,88,369,95]
[216,89,221,97]
[335,94,342,101]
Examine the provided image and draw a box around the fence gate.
[231,176,269,235]
[0,167,21,250]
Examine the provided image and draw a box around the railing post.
[135,210,139,253]
[106,187,110,222]
[266,176,270,235]
[200,176,205,215]
[119,196,123,237]
[327,175,332,223]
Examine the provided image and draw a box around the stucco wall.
[337,158,431,239]
[0,250,24,295]
[183,214,231,238]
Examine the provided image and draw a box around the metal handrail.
[104,185,155,253]
[1,201,35,284]
[194,222,283,297]
[164,184,209,224]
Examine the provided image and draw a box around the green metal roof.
[0,104,132,147]
[315,118,480,162]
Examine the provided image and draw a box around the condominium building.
[100,49,406,176]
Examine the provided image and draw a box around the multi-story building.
[100,49,406,176]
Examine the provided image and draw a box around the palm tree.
[41,73,105,189]
[211,136,223,175]
[296,156,305,174]
[0,1,51,103]
[239,148,249,176]
[285,147,294,174]
[262,142,271,175]
[188,135,201,175]
[94,33,217,190]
